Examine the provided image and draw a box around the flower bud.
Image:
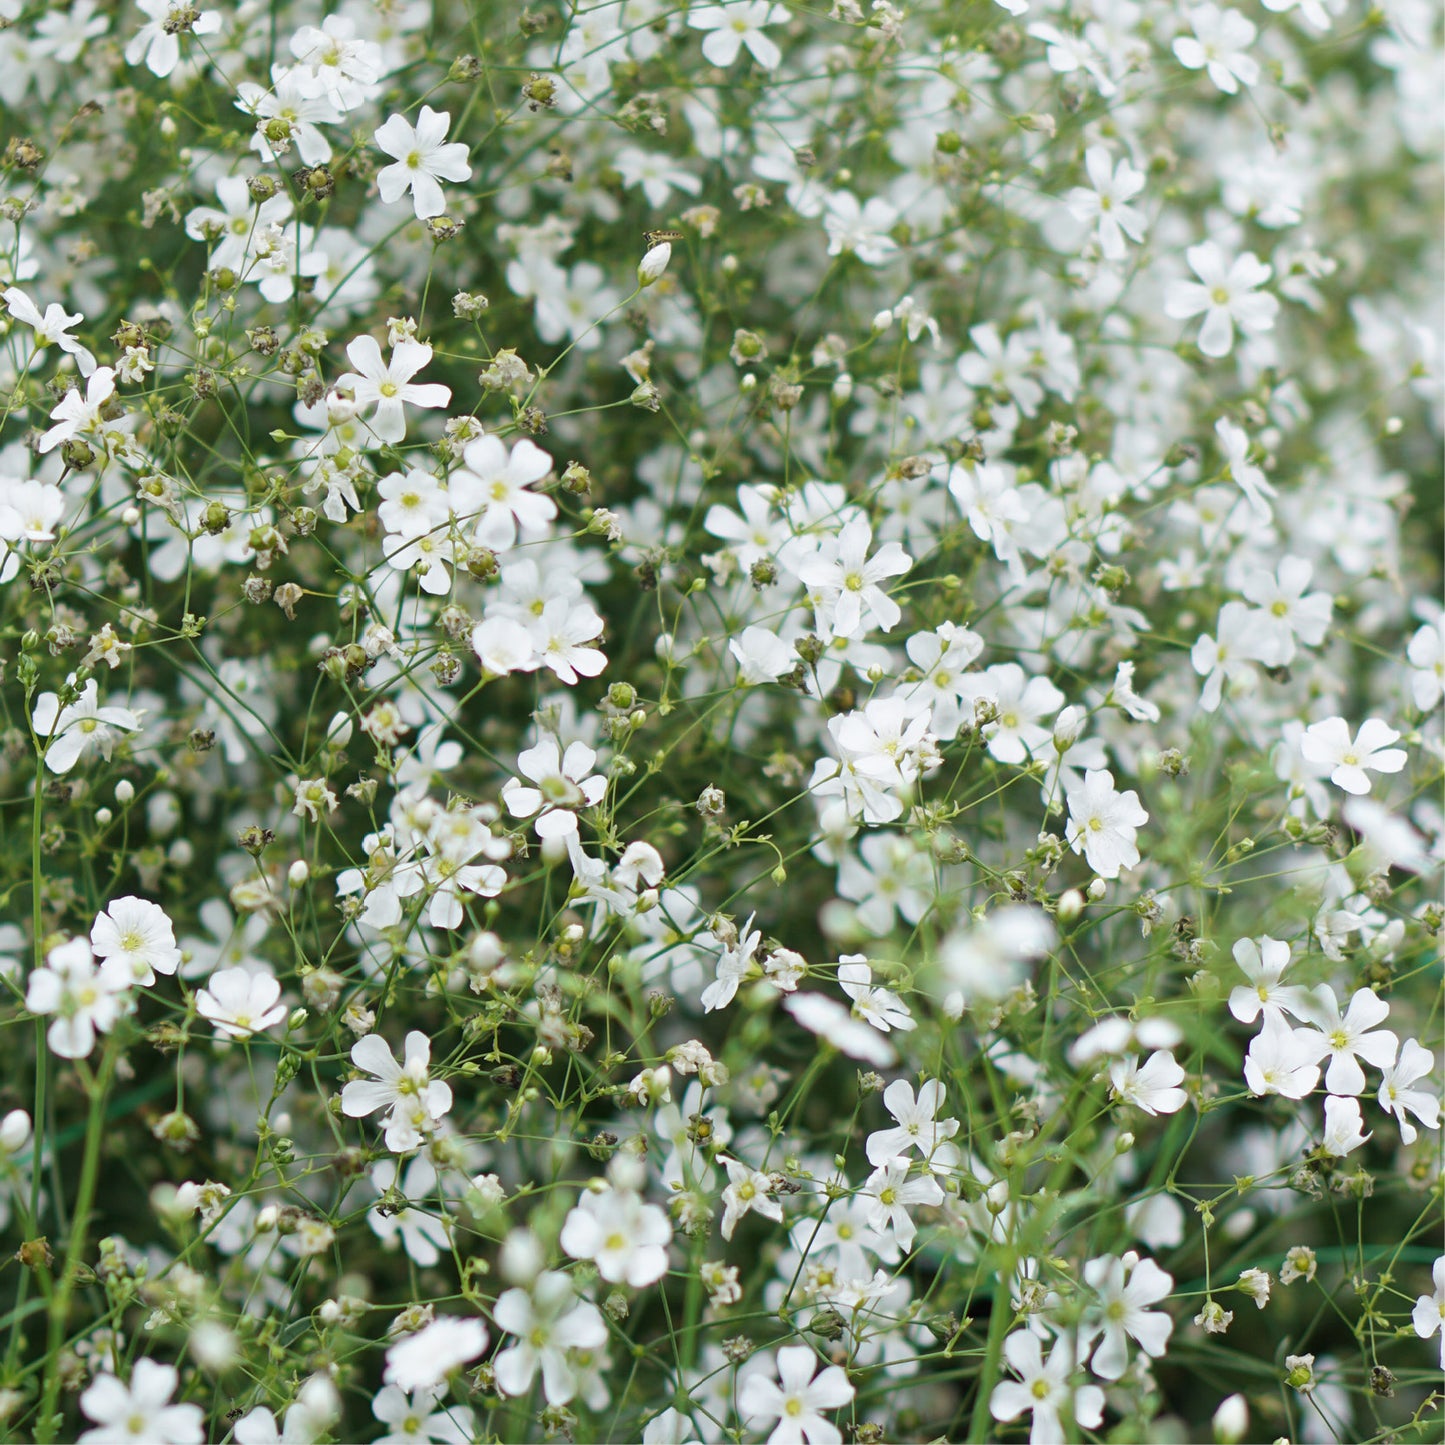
[638,241,672,286]
[0,1110,32,1154]
[288,859,310,888]
[1057,887,1084,921]
[1053,705,1084,751]
[1212,1394,1248,1444]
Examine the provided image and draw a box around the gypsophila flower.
[374,106,472,220]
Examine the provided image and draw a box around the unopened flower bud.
[638,241,672,286]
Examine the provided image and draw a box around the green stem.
[968,1244,1015,1443]
[34,1039,116,1444]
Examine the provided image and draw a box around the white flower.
[341,1031,454,1152]
[492,1271,606,1404]
[472,614,540,676]
[1213,417,1277,521]
[860,1156,943,1252]
[448,435,555,549]
[503,738,606,840]
[738,1344,854,1445]
[1299,717,1407,796]
[1064,769,1148,879]
[784,991,898,1067]
[1172,5,1259,94]
[990,1332,1105,1445]
[1241,556,1333,666]
[530,597,607,685]
[1406,621,1444,711]
[720,1155,783,1240]
[1377,1039,1440,1145]
[374,106,472,219]
[78,1360,203,1444]
[91,896,182,986]
[26,936,130,1060]
[1164,242,1278,358]
[32,678,141,774]
[1412,1258,1445,1370]
[383,1316,488,1391]
[195,968,287,1039]
[837,957,915,1034]
[687,2,788,69]
[1065,146,1147,261]
[1244,1010,1326,1099]
[822,190,900,267]
[796,515,912,638]
[334,336,451,447]
[730,625,798,684]
[560,1187,672,1287]
[37,365,116,454]
[1300,985,1398,1096]
[1320,1095,1370,1156]
[1192,601,1258,713]
[1082,1252,1175,1380]
[124,0,222,79]
[3,286,96,374]
[1228,935,1311,1024]
[1108,1051,1188,1115]
[865,1078,961,1168]
[372,1382,475,1445]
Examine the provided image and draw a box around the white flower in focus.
[32,678,141,774]
[3,286,96,374]
[1321,1095,1370,1156]
[374,106,472,219]
[1377,1039,1440,1145]
[1082,1252,1175,1381]
[1299,717,1407,796]
[78,1358,204,1444]
[1065,769,1147,878]
[990,1332,1105,1445]
[1412,1258,1445,1370]
[738,1344,855,1445]
[90,895,181,987]
[341,1031,454,1152]
[1108,1051,1188,1116]
[38,365,116,454]
[1301,985,1398,1096]
[334,336,451,447]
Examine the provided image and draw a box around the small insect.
[643,229,684,248]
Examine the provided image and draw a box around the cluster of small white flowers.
[0,0,1437,1439]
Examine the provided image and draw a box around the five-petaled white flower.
[334,336,451,446]
[687,1,788,69]
[990,1332,1105,1445]
[195,967,288,1039]
[1299,716,1407,796]
[3,286,96,374]
[1065,769,1147,878]
[341,1030,454,1152]
[738,1344,855,1445]
[1172,4,1259,94]
[1065,146,1147,261]
[1164,242,1278,358]
[374,106,472,219]
[125,0,222,79]
[91,895,182,986]
[1082,1251,1175,1381]
[32,678,141,774]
